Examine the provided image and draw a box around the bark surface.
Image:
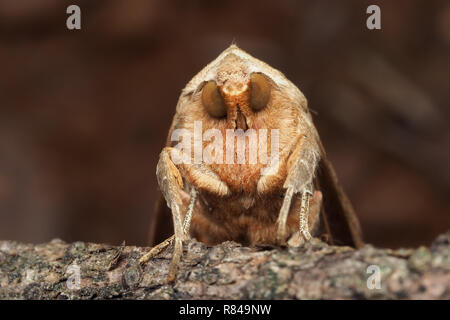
[1,231,449,299]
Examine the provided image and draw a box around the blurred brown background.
[0,0,449,248]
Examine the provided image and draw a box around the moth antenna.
[309,108,319,116]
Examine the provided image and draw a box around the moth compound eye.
[250,73,271,111]
[201,81,227,118]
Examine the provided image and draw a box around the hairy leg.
[276,135,320,244]
[140,147,229,282]
[288,190,322,247]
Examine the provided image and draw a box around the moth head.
[179,45,309,128]
[200,72,271,119]
[195,50,274,126]
[173,45,315,172]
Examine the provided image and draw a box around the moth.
[140,45,363,282]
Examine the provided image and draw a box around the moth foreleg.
[177,162,230,197]
[183,188,198,235]
[277,135,320,245]
[276,186,294,244]
[139,235,174,265]
[288,190,322,247]
[299,186,313,241]
[141,147,224,282]
[139,189,197,270]
[137,147,185,283]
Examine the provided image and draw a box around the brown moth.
[140,45,363,282]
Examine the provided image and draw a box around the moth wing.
[314,137,364,248]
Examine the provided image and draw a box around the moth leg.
[139,235,174,264]
[183,188,198,235]
[276,135,320,245]
[177,163,230,197]
[288,190,322,247]
[299,186,314,241]
[276,186,295,245]
[141,146,221,282]
[257,147,290,195]
[276,186,313,244]
[136,147,186,283]
[139,189,198,265]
